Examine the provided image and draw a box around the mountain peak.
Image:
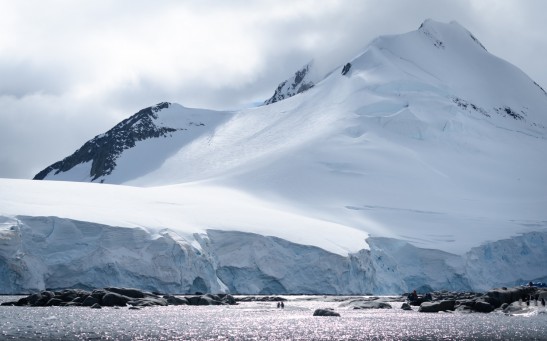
[417,19,487,51]
[34,20,547,186]
[263,61,315,105]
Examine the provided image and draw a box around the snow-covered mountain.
[2,20,547,294]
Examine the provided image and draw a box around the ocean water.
[1,296,546,340]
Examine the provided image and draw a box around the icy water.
[1,296,546,340]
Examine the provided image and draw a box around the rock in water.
[418,300,455,313]
[401,303,412,310]
[473,300,494,313]
[313,309,341,317]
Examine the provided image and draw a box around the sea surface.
[1,295,546,340]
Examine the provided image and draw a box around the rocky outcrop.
[341,63,351,76]
[33,102,180,182]
[0,287,237,308]
[414,286,547,313]
[484,286,537,307]
[264,63,315,105]
[418,300,455,313]
[235,296,286,302]
[339,298,392,309]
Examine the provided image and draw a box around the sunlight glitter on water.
[1,296,546,340]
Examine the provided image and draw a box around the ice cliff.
[1,215,546,294]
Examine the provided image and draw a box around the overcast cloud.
[1,0,546,179]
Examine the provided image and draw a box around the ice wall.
[1,215,545,294]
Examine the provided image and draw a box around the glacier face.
[3,20,547,294]
[0,216,221,294]
[1,215,545,294]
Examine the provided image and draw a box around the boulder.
[401,303,412,311]
[185,294,228,306]
[91,289,109,301]
[473,300,494,313]
[41,291,56,300]
[102,292,131,307]
[197,295,223,306]
[33,295,52,307]
[313,309,340,317]
[418,300,455,313]
[186,296,202,305]
[164,295,189,305]
[71,296,85,303]
[455,299,475,308]
[0,301,18,306]
[104,287,146,299]
[128,297,168,307]
[236,296,286,302]
[218,294,237,305]
[486,287,536,308]
[91,303,102,309]
[16,296,29,305]
[351,302,392,310]
[82,296,99,307]
[27,293,42,305]
[455,305,473,313]
[46,298,63,306]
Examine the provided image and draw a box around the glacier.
[2,20,547,294]
[2,212,545,294]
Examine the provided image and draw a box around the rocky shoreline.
[406,285,547,313]
[2,285,546,315]
[0,287,238,309]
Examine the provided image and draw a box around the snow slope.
[2,20,547,294]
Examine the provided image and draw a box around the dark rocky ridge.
[408,286,547,313]
[1,287,237,308]
[33,102,180,182]
[264,63,315,105]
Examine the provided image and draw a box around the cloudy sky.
[1,0,546,179]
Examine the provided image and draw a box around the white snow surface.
[2,20,547,294]
[0,179,367,256]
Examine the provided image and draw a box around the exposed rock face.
[33,102,179,182]
[264,63,315,105]
[341,63,351,75]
